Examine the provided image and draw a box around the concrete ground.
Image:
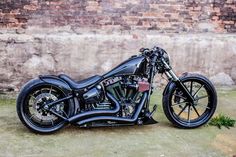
[0,88,235,157]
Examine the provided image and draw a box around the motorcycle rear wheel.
[17,79,74,134]
[163,74,217,128]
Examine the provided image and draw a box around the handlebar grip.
[139,48,146,52]
[140,48,150,54]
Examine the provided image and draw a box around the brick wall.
[0,0,235,33]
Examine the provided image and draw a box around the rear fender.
[39,75,72,95]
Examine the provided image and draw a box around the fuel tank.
[103,55,147,78]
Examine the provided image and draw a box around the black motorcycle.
[17,46,217,133]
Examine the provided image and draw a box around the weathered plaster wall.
[1,30,236,91]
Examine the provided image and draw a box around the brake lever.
[139,48,150,55]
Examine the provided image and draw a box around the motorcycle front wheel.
[17,79,74,134]
[163,73,217,128]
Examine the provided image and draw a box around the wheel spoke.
[196,103,210,110]
[193,85,204,97]
[177,104,188,116]
[187,105,191,122]
[29,114,35,120]
[191,103,200,117]
[174,94,187,100]
[195,95,209,100]
[190,81,193,95]
[171,101,186,107]
[30,94,36,100]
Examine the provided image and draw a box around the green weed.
[209,114,236,129]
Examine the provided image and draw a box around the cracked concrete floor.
[0,88,235,157]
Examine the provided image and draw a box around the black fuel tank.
[103,55,146,78]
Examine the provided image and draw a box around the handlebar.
[140,46,170,74]
[139,46,165,58]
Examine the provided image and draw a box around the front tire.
[17,79,74,134]
[163,73,217,128]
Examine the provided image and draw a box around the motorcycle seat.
[59,74,102,89]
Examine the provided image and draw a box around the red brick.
[0,0,235,33]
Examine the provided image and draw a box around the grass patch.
[0,98,15,106]
[0,94,16,106]
[209,114,236,129]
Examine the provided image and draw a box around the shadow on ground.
[0,88,235,157]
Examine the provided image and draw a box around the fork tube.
[162,59,194,102]
[175,80,195,102]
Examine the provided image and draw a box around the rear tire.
[17,79,74,134]
[163,73,217,128]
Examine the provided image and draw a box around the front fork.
[162,59,195,102]
[145,59,194,115]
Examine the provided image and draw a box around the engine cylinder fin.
[116,86,125,98]
[113,87,122,101]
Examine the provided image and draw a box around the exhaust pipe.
[68,92,120,123]
[77,92,147,126]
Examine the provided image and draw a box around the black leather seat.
[59,74,102,89]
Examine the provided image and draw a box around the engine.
[104,76,149,118]
[82,76,149,118]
